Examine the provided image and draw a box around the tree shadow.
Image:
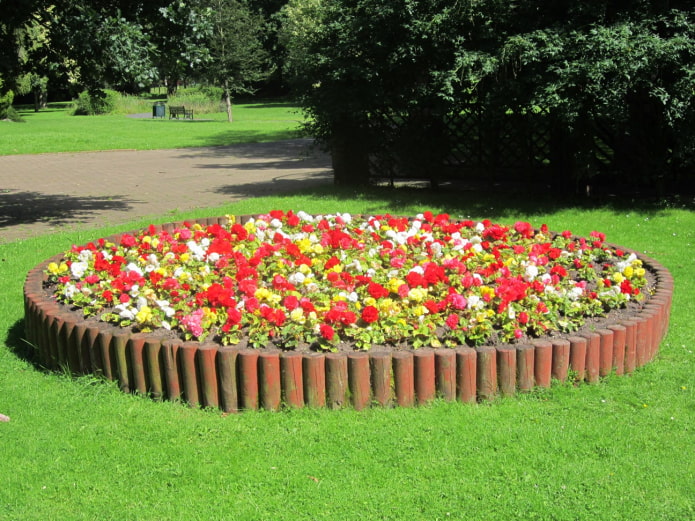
[181,140,331,172]
[191,129,304,148]
[274,182,695,220]
[0,190,135,229]
[211,171,334,199]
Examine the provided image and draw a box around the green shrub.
[168,85,224,114]
[72,89,121,115]
[0,90,23,121]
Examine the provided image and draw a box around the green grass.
[1,187,694,520]
[0,100,304,155]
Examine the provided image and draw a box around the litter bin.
[152,102,166,119]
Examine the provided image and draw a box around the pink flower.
[447,293,467,310]
[181,309,204,338]
[445,314,459,329]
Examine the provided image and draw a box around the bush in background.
[168,85,224,114]
[0,89,22,121]
[72,89,121,115]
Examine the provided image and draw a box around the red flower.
[361,306,379,324]
[514,221,533,239]
[283,295,299,310]
[445,314,459,329]
[319,324,335,341]
[367,282,389,299]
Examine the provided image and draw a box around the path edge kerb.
[23,215,674,412]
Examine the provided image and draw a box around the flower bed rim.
[23,214,674,412]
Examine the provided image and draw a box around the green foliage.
[154,0,213,94]
[295,0,695,191]
[44,3,158,93]
[0,89,19,120]
[72,89,121,115]
[203,0,271,121]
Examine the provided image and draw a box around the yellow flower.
[135,306,153,324]
[312,244,324,255]
[480,286,495,299]
[387,278,405,293]
[290,308,305,323]
[612,272,625,284]
[364,297,377,307]
[635,267,646,278]
[408,287,428,302]
[297,238,312,253]
[255,288,272,301]
[414,305,428,317]
[379,298,396,314]
[244,221,256,234]
[623,265,634,278]
[47,262,68,275]
[180,252,190,263]
[299,263,312,275]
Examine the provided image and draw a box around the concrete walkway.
[0,139,332,243]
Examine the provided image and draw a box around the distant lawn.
[0,100,304,155]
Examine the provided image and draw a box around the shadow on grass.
[190,128,303,148]
[267,182,695,220]
[4,319,42,369]
[0,191,135,229]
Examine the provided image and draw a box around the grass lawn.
[0,100,303,155]
[1,185,694,520]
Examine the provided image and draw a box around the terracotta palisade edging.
[23,216,674,412]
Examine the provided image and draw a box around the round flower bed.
[24,211,673,411]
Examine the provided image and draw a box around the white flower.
[115,303,136,320]
[186,241,206,261]
[467,295,484,310]
[77,249,93,262]
[568,286,584,300]
[62,283,78,298]
[126,263,143,277]
[156,299,175,317]
[70,261,88,278]
[524,264,539,282]
[288,272,305,285]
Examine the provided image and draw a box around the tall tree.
[152,0,213,94]
[204,0,269,122]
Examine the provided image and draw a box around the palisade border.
[23,215,674,412]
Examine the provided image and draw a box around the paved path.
[0,139,332,243]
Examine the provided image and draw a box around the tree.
[293,0,695,192]
[204,0,270,122]
[42,1,159,94]
[153,0,213,94]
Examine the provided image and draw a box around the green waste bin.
[152,102,166,119]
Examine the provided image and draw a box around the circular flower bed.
[25,211,672,411]
[44,210,649,351]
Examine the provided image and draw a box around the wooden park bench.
[169,106,193,120]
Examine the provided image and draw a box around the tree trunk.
[224,81,233,123]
